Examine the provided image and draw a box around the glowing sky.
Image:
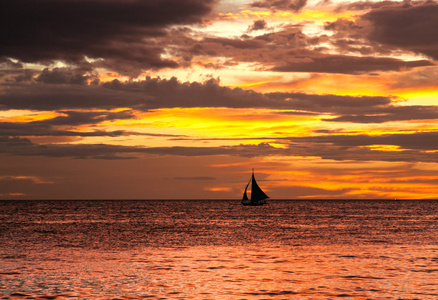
[1,0,438,199]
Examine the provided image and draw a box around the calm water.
[1,200,438,299]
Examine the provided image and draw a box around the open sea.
[1,200,438,299]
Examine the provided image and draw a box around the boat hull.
[241,199,267,206]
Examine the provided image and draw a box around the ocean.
[1,200,438,299]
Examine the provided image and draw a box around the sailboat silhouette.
[241,169,269,206]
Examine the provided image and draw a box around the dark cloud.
[335,0,404,13]
[0,69,35,83]
[3,75,438,127]
[0,136,33,146]
[271,92,390,110]
[0,110,190,139]
[297,131,438,151]
[203,37,265,49]
[283,143,438,163]
[0,137,136,159]
[324,105,438,123]
[322,18,392,56]
[0,136,233,159]
[0,0,216,73]
[0,136,292,160]
[53,110,135,126]
[173,23,432,74]
[0,58,23,68]
[272,54,432,74]
[0,110,130,136]
[0,122,129,138]
[247,20,268,32]
[0,75,394,113]
[249,0,307,12]
[388,66,438,90]
[328,2,438,61]
[270,92,430,122]
[176,25,310,65]
[36,68,96,85]
[281,131,438,163]
[362,2,438,60]
[2,132,438,163]
[324,18,362,35]
[0,82,139,110]
[0,58,35,82]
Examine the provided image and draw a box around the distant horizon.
[2,198,438,201]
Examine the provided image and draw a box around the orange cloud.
[109,107,318,141]
[204,187,232,192]
[0,111,65,123]
[223,9,357,23]
[251,156,438,199]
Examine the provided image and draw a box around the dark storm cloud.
[36,68,96,85]
[324,105,438,123]
[0,58,23,69]
[362,2,438,60]
[2,75,438,128]
[2,133,438,162]
[281,131,438,162]
[0,82,140,110]
[0,121,128,138]
[0,75,394,113]
[175,24,310,64]
[0,58,36,82]
[287,144,435,162]
[0,110,132,137]
[334,0,405,12]
[0,123,133,138]
[272,55,432,74]
[249,0,307,12]
[328,1,438,61]
[270,92,420,121]
[0,136,289,160]
[295,131,438,151]
[4,75,438,124]
[0,110,189,138]
[0,137,139,159]
[387,66,438,90]
[274,92,390,109]
[0,0,216,72]
[247,20,268,32]
[172,23,432,74]
[0,136,33,146]
[0,136,234,159]
[203,37,265,49]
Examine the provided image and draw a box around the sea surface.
[1,200,438,299]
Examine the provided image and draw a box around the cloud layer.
[1,0,216,73]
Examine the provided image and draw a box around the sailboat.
[241,169,269,206]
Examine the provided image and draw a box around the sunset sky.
[1,0,438,199]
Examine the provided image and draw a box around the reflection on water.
[1,200,438,299]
